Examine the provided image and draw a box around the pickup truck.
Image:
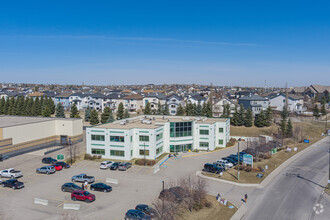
[71,174,95,183]
[0,168,23,178]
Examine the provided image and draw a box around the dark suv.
[42,157,57,164]
[203,163,224,174]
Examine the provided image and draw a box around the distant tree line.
[175,101,213,118]
[0,96,55,117]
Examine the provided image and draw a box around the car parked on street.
[0,154,9,162]
[100,161,114,169]
[36,166,56,174]
[61,183,83,193]
[90,183,112,192]
[71,174,95,183]
[135,204,158,218]
[125,209,151,220]
[203,163,224,174]
[42,157,57,164]
[2,179,24,190]
[0,168,23,178]
[55,161,70,169]
[51,164,62,171]
[118,162,132,171]
[110,162,120,170]
[71,190,95,203]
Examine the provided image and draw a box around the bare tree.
[152,198,177,220]
[65,143,81,163]
[293,124,307,143]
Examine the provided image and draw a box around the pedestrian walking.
[81,183,84,190]
[244,194,248,203]
[84,181,88,190]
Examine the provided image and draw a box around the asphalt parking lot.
[0,143,249,220]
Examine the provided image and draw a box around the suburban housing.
[86,115,230,160]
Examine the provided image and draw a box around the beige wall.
[55,119,83,137]
[0,128,2,140]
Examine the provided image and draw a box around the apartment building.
[86,115,230,160]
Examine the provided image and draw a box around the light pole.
[237,138,241,181]
[162,180,165,210]
[144,142,146,166]
[69,138,72,165]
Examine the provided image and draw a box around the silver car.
[36,166,56,175]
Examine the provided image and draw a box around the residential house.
[122,94,144,113]
[212,98,236,117]
[55,93,72,110]
[238,95,269,115]
[143,93,166,111]
[305,85,330,100]
[186,94,207,105]
[269,94,305,113]
[166,94,184,115]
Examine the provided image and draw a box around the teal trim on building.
[110,145,125,147]
[170,139,193,142]
[156,141,163,146]
[200,138,209,140]
[91,143,105,146]
[199,125,209,128]
[91,130,105,133]
[156,128,164,133]
[110,131,125,134]
[139,144,149,147]
[139,131,149,133]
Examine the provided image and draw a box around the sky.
[0,0,329,87]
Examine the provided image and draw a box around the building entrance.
[170,144,192,153]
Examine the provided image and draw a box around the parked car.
[71,190,95,203]
[90,183,112,192]
[213,162,227,170]
[135,204,158,218]
[118,162,132,171]
[110,162,120,170]
[159,186,188,203]
[215,160,234,168]
[0,154,9,162]
[61,183,83,192]
[100,161,114,169]
[55,161,70,169]
[203,163,224,174]
[222,157,238,165]
[71,174,95,183]
[51,164,62,171]
[0,168,23,178]
[125,209,151,220]
[2,179,24,190]
[42,157,57,164]
[36,166,56,174]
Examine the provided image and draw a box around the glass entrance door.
[170,144,193,153]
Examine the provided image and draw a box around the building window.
[139,149,150,156]
[219,139,223,145]
[156,146,163,155]
[131,150,133,157]
[110,150,125,157]
[91,148,105,155]
[130,136,133,142]
[219,128,224,133]
[199,142,209,147]
[110,136,124,142]
[91,135,105,141]
[200,130,209,135]
[156,133,163,141]
[170,122,192,137]
[139,135,149,142]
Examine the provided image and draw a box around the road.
[243,136,330,220]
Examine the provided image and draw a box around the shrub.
[226,138,237,147]
[258,166,263,172]
[192,149,199,152]
[135,159,156,166]
[245,166,252,172]
[193,202,203,211]
[97,155,102,159]
[84,153,91,160]
[65,158,75,164]
[91,155,97,160]
[252,168,260,172]
[264,154,271,159]
[204,201,212,208]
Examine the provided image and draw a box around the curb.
[196,171,260,188]
[182,144,237,158]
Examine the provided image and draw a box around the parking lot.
[0,143,249,220]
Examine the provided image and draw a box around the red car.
[71,190,95,203]
[51,164,62,171]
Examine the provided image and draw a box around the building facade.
[86,115,230,160]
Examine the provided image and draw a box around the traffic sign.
[57,154,64,160]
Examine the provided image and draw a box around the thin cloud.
[26,35,258,47]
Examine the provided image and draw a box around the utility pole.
[237,138,241,181]
[162,180,165,211]
[144,142,146,166]
[69,138,72,165]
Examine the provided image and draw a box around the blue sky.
[0,0,329,87]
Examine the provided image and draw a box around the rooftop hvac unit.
[120,121,126,125]
[145,120,152,125]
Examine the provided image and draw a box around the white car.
[100,161,114,169]
[215,160,234,168]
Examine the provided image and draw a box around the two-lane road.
[244,137,330,220]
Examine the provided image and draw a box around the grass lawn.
[230,125,276,137]
[204,121,325,184]
[176,195,237,220]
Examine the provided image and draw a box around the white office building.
[86,115,230,160]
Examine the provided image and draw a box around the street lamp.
[144,142,146,166]
[237,138,241,181]
[161,180,165,210]
[69,137,73,166]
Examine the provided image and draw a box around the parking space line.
[57,202,64,207]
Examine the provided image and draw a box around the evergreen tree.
[42,105,52,117]
[185,103,194,116]
[48,97,55,114]
[312,105,320,117]
[84,107,91,122]
[25,97,34,116]
[0,97,5,114]
[143,102,151,115]
[107,110,115,123]
[321,103,326,116]
[206,101,213,117]
[4,97,10,115]
[117,102,125,119]
[162,102,170,115]
[55,103,65,118]
[8,96,15,115]
[244,108,253,127]
[101,106,112,123]
[201,102,207,116]
[238,104,245,126]
[286,119,293,137]
[31,97,41,116]
[265,106,272,126]
[124,108,130,118]
[40,96,44,112]
[70,103,80,118]
[90,109,99,125]
[231,105,239,126]
[16,96,25,115]
[156,102,162,115]
[254,110,266,127]
[280,119,286,137]
[281,106,288,120]
[176,104,184,116]
[195,101,202,116]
